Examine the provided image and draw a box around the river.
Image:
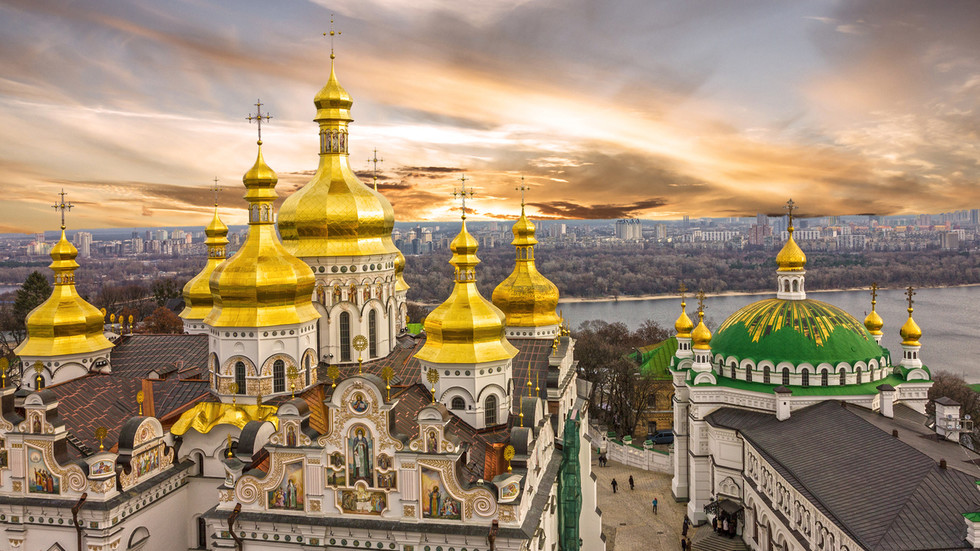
[559,285,980,383]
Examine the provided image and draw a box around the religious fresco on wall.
[421,467,461,520]
[340,486,387,515]
[426,430,438,453]
[90,459,114,477]
[27,446,60,494]
[285,426,297,447]
[377,453,391,471]
[268,461,304,511]
[135,447,160,477]
[500,480,520,501]
[350,392,368,413]
[378,471,397,489]
[348,426,373,486]
[31,413,42,434]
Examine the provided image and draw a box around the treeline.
[404,248,980,303]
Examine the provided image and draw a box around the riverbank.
[555,282,980,304]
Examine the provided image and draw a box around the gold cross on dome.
[367,149,383,191]
[696,289,706,315]
[246,99,272,142]
[452,174,475,220]
[210,177,220,207]
[516,176,530,208]
[870,282,879,305]
[905,285,915,310]
[52,189,73,230]
[323,14,341,59]
[785,198,797,229]
[678,283,688,301]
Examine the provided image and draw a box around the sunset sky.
[1,0,979,232]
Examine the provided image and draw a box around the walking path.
[593,454,695,550]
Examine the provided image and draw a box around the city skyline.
[2,0,980,232]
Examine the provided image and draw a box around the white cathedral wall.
[579,410,606,550]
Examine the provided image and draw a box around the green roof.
[710,298,887,367]
[963,512,980,522]
[635,337,677,379]
[406,322,424,335]
[698,373,911,396]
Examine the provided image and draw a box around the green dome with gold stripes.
[710,298,887,366]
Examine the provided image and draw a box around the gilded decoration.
[88,479,115,493]
[403,504,416,518]
[119,442,173,490]
[260,353,296,377]
[23,440,86,493]
[418,459,496,520]
[220,356,257,377]
[236,452,305,505]
[338,483,388,515]
[317,383,402,452]
[309,498,321,512]
[171,402,278,436]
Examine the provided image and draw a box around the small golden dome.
[394,249,410,293]
[205,141,320,328]
[278,59,398,259]
[691,311,712,350]
[492,207,560,328]
[900,308,921,346]
[15,230,113,357]
[674,301,694,337]
[415,220,518,364]
[864,304,884,336]
[181,208,229,322]
[776,227,806,272]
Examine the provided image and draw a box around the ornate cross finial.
[785,198,797,230]
[246,99,272,143]
[95,427,107,451]
[906,285,916,311]
[870,282,879,306]
[453,174,475,220]
[136,390,144,416]
[426,368,439,403]
[287,365,299,398]
[52,189,73,230]
[210,177,220,207]
[327,364,340,388]
[0,357,7,387]
[678,283,688,302]
[381,365,394,401]
[696,289,707,317]
[323,14,341,60]
[516,176,530,208]
[367,149,383,191]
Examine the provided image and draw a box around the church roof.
[706,401,980,550]
[710,298,887,367]
[109,334,209,378]
[636,337,677,379]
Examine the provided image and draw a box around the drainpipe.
[487,519,499,551]
[228,503,243,551]
[71,492,87,551]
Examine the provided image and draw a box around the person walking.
[680,537,687,551]
[652,497,658,514]
[611,478,618,493]
[629,475,635,490]
[682,516,689,537]
[722,517,729,537]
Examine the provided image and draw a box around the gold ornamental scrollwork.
[418,459,497,520]
[317,384,403,452]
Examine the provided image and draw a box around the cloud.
[530,199,668,220]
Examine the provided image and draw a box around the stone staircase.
[689,527,749,551]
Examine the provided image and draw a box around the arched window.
[801,369,810,387]
[821,368,828,387]
[304,354,311,386]
[782,367,790,386]
[856,368,862,384]
[763,365,771,384]
[839,369,846,386]
[730,362,736,379]
[369,310,378,358]
[746,366,752,382]
[273,359,285,393]
[35,373,46,390]
[484,395,498,426]
[792,279,799,292]
[340,312,351,362]
[235,361,246,394]
[451,397,465,410]
[197,516,208,549]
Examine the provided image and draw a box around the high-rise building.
[615,219,642,240]
[74,231,93,257]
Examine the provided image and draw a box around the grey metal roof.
[706,401,980,551]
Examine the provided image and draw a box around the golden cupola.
[415,218,518,364]
[776,225,806,272]
[180,202,229,325]
[277,55,398,259]
[394,249,410,293]
[491,202,560,332]
[674,300,694,338]
[204,140,320,328]
[900,307,922,346]
[864,288,884,337]
[16,218,113,359]
[691,310,712,350]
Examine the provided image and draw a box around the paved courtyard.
[593,454,694,551]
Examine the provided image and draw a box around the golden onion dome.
[900,308,922,346]
[864,304,884,336]
[15,230,113,357]
[491,206,560,328]
[415,220,518,364]
[674,301,694,338]
[277,58,398,259]
[776,226,807,272]
[181,208,229,322]
[204,141,320,328]
[394,249,410,293]
[691,311,712,350]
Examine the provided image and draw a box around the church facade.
[0,50,603,551]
